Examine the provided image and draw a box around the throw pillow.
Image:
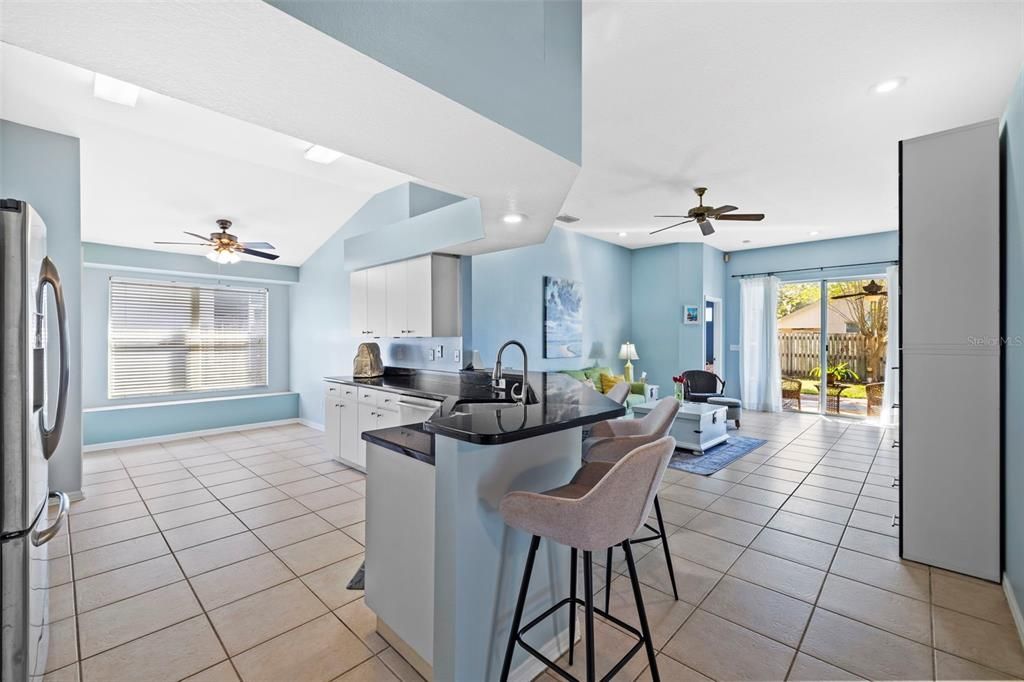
[600,373,626,394]
[629,381,646,395]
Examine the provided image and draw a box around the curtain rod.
[730,259,899,279]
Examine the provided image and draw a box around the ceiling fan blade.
[153,241,209,245]
[712,205,738,214]
[653,215,687,218]
[649,218,695,236]
[183,231,215,242]
[240,241,276,250]
[715,213,765,221]
[240,247,280,260]
[698,219,715,236]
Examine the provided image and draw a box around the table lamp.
[618,342,639,383]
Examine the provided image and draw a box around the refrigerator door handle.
[36,256,69,459]
[31,491,69,547]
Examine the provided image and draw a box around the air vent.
[555,214,580,224]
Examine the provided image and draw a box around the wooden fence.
[778,331,869,378]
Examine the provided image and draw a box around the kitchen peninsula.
[323,368,624,681]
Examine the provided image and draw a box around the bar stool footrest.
[515,596,648,682]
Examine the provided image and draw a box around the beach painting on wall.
[544,276,583,358]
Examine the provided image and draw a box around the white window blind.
[109,278,268,399]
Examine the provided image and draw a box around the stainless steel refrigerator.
[1,199,71,681]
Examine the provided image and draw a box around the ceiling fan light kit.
[650,186,765,237]
[155,218,280,263]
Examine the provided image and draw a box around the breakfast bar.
[352,371,624,681]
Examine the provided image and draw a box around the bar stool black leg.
[583,550,596,682]
[604,546,613,613]
[500,535,541,682]
[569,547,577,666]
[622,540,660,682]
[653,496,679,601]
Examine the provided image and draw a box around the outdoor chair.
[866,382,884,417]
[681,370,725,403]
[781,376,803,410]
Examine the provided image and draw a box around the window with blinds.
[108,278,269,399]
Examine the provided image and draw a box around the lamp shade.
[618,342,639,361]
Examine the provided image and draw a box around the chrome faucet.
[492,340,528,403]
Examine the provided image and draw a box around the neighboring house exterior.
[778,302,859,332]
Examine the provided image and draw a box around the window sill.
[83,391,298,413]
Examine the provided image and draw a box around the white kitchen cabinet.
[385,260,409,337]
[350,265,387,338]
[326,382,442,471]
[355,254,460,338]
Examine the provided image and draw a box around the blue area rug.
[669,436,768,476]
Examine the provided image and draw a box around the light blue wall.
[79,244,298,444]
[629,243,706,390]
[470,226,632,373]
[84,393,299,446]
[721,232,899,398]
[343,196,483,271]
[82,242,299,284]
[0,120,83,494]
[265,0,582,164]
[1002,69,1024,601]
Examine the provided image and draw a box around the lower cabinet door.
[356,403,378,470]
[325,398,342,459]
[337,398,358,464]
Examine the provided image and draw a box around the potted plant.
[809,362,860,385]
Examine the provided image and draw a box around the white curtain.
[880,265,900,426]
[740,276,782,412]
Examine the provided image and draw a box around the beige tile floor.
[44,414,1024,681]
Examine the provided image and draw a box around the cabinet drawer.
[357,387,378,404]
[378,393,399,411]
[326,382,357,399]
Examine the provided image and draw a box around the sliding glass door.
[777,282,823,414]
[776,277,890,420]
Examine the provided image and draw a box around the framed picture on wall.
[683,304,700,324]
[543,276,583,358]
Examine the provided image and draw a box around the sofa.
[559,367,648,410]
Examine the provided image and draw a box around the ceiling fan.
[650,187,765,237]
[154,219,279,263]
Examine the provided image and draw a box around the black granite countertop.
[338,368,624,455]
[361,422,436,465]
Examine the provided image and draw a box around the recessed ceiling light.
[303,144,343,164]
[502,213,525,225]
[872,77,906,94]
[93,73,140,107]
[809,231,820,236]
[742,239,751,244]
[618,231,627,237]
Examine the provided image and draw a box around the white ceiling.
[0,1,580,259]
[0,43,413,266]
[565,1,1024,251]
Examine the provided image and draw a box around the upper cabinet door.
[365,265,388,337]
[405,255,433,337]
[385,261,408,337]
[350,270,368,337]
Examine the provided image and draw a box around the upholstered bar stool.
[499,437,676,682]
[582,398,680,611]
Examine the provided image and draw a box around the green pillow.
[562,369,588,382]
[583,367,613,393]
[629,381,646,395]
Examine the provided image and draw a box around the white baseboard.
[83,418,303,453]
[299,418,325,432]
[1004,573,1024,651]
